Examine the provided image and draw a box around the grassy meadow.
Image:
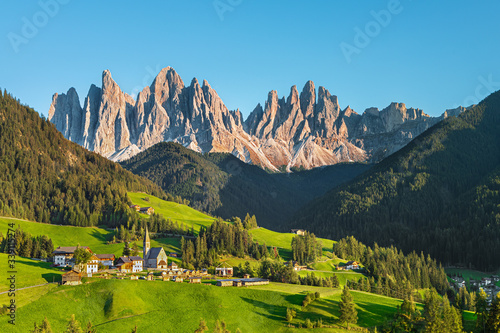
[0,278,417,333]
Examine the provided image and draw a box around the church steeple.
[143,224,150,260]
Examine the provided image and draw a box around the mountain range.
[48,67,466,170]
[291,90,500,270]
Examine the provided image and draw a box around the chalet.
[130,205,140,212]
[147,272,155,281]
[61,270,82,285]
[130,275,138,280]
[169,252,179,258]
[162,275,170,281]
[83,254,100,276]
[116,256,143,273]
[96,254,115,267]
[241,278,269,286]
[492,275,500,282]
[168,262,179,271]
[216,262,233,277]
[481,277,493,286]
[52,246,91,266]
[140,207,155,215]
[243,274,251,279]
[189,277,202,284]
[217,280,234,287]
[201,269,208,276]
[143,226,168,269]
[216,278,269,287]
[345,261,360,270]
[290,261,307,271]
[291,229,305,236]
[173,276,183,283]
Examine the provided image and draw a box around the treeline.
[181,217,273,269]
[0,227,54,259]
[291,231,322,265]
[0,90,166,228]
[112,213,195,243]
[334,236,449,294]
[291,92,500,270]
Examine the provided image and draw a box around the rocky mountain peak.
[49,67,466,171]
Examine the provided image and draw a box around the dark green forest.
[0,91,166,227]
[120,141,370,228]
[291,91,500,270]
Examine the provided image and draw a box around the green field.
[297,270,365,287]
[128,192,215,234]
[249,228,336,261]
[445,268,492,281]
[0,254,63,291]
[0,278,419,333]
[0,217,180,260]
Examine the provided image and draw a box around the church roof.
[148,247,165,259]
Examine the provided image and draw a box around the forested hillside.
[291,91,500,270]
[120,142,371,228]
[0,91,166,227]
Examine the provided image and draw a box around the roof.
[158,260,167,266]
[346,261,358,265]
[140,206,153,211]
[95,254,115,260]
[216,262,233,269]
[53,246,90,255]
[148,247,164,259]
[169,262,178,267]
[118,256,132,263]
[129,256,143,262]
[63,270,81,276]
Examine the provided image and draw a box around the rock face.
[49,67,465,170]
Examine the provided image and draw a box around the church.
[143,226,168,270]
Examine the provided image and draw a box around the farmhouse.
[290,261,307,271]
[345,261,360,270]
[61,270,82,285]
[147,272,155,281]
[216,262,233,277]
[143,226,168,269]
[130,205,140,211]
[95,254,115,267]
[291,229,306,236]
[173,276,183,283]
[189,277,202,284]
[116,256,143,273]
[52,246,91,266]
[140,207,155,215]
[83,254,100,276]
[168,262,179,271]
[216,278,269,287]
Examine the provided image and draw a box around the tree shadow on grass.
[240,297,285,322]
[41,273,62,283]
[90,228,112,243]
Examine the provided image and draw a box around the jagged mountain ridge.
[49,67,465,170]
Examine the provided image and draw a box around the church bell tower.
[143,225,150,262]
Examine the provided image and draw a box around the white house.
[129,256,144,273]
[345,261,360,270]
[52,246,91,266]
[84,255,100,276]
[216,262,233,277]
[95,254,115,267]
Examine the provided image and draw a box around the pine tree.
[194,318,208,333]
[475,288,489,332]
[41,317,52,333]
[65,314,82,333]
[84,321,96,333]
[423,289,441,333]
[486,292,500,333]
[339,285,358,328]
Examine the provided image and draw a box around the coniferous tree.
[486,292,500,333]
[423,289,441,333]
[65,314,82,333]
[339,285,358,328]
[475,288,489,332]
[194,318,208,333]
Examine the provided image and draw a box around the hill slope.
[291,91,500,270]
[120,142,370,227]
[0,91,165,227]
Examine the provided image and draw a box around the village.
[53,223,270,289]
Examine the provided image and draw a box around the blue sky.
[1,1,499,118]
